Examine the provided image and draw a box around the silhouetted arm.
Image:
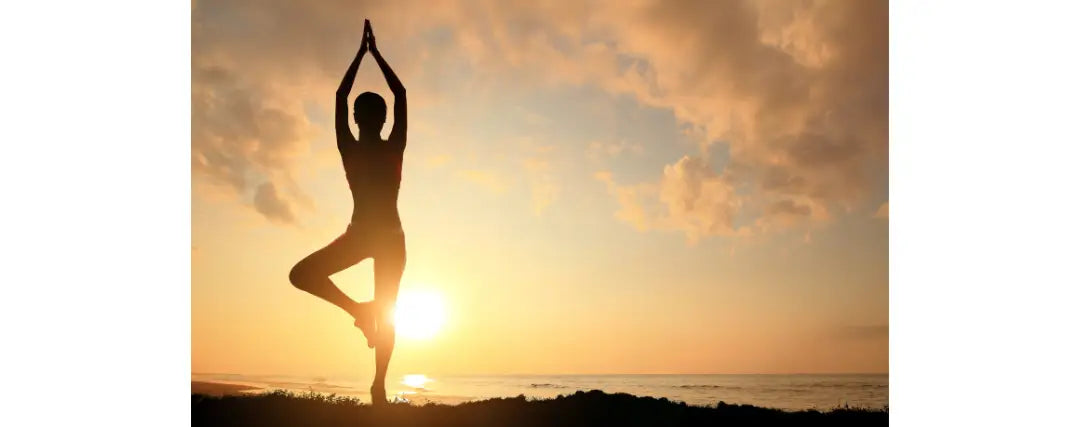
[367,24,407,147]
[335,35,367,148]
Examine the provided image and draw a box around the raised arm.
[366,23,407,146]
[335,31,368,147]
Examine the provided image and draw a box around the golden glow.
[401,374,431,389]
[393,289,447,340]
[191,1,889,377]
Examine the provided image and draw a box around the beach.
[191,381,261,396]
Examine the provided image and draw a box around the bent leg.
[289,232,368,319]
[371,230,406,403]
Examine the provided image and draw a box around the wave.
[529,383,568,389]
[675,385,742,390]
[310,382,347,389]
[262,381,350,391]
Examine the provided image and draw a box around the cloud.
[191,62,311,224]
[599,1,884,239]
[767,200,812,217]
[595,171,653,231]
[596,157,750,243]
[657,156,741,241]
[756,199,817,231]
[191,0,410,224]
[443,0,887,240]
[191,0,496,223]
[874,202,888,219]
[192,0,887,235]
[254,182,296,224]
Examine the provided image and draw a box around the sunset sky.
[192,0,887,379]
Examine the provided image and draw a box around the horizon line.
[193,371,889,377]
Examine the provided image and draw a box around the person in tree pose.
[289,19,407,406]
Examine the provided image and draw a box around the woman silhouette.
[288,20,406,405]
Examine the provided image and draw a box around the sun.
[393,289,447,340]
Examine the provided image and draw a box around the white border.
[1,1,190,426]
[2,1,1079,425]
[892,1,1080,425]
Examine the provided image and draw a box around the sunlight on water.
[402,374,432,390]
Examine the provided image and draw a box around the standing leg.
[370,230,406,405]
[289,232,375,341]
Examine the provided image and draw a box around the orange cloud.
[193,0,887,235]
[595,171,654,232]
[254,182,296,224]
[191,65,313,224]
[447,0,887,240]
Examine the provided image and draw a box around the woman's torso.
[340,138,403,230]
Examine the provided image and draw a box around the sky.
[192,0,887,379]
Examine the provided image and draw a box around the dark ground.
[192,389,887,427]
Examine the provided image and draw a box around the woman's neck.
[357,128,381,141]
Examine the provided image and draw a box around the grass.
[192,389,887,426]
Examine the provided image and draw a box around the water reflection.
[402,374,432,390]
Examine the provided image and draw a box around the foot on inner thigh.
[349,302,377,349]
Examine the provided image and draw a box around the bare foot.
[350,303,377,348]
[370,385,387,406]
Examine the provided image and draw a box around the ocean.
[192,372,888,410]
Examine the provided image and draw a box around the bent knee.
[289,262,312,289]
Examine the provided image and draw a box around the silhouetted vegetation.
[192,389,887,426]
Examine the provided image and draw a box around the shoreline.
[191,381,261,396]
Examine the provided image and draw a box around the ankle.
[348,302,369,318]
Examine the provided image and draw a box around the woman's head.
[353,92,386,132]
